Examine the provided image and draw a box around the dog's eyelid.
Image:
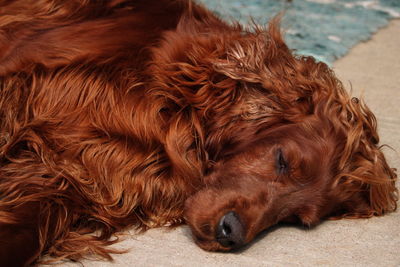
[275,148,289,175]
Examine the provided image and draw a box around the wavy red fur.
[0,0,397,265]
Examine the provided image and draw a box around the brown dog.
[0,0,397,265]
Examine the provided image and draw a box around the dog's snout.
[216,211,244,249]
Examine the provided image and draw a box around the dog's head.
[149,13,397,251]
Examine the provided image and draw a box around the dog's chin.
[194,238,233,252]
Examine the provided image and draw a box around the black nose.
[216,211,245,249]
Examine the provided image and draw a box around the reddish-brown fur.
[0,0,397,265]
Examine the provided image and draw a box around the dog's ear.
[327,96,398,218]
[330,151,397,218]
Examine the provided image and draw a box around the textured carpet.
[197,0,400,63]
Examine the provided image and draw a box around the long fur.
[0,0,397,265]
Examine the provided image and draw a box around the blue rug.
[197,0,400,64]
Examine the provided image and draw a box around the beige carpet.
[55,20,400,267]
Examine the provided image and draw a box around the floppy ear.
[333,149,397,218]
[329,97,398,218]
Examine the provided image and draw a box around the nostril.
[221,220,232,236]
[216,211,244,249]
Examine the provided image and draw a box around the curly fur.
[0,0,397,265]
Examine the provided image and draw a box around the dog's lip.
[193,235,233,252]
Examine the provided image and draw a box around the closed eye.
[276,148,288,175]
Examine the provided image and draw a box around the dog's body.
[0,0,397,266]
